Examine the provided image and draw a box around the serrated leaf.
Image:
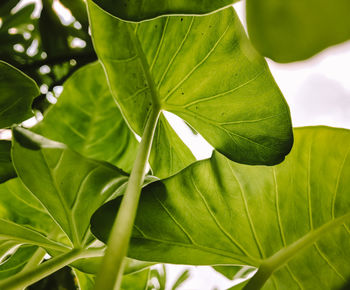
[0,61,39,128]
[91,0,236,22]
[12,127,129,247]
[34,62,139,173]
[91,127,350,289]
[246,0,350,62]
[88,1,293,166]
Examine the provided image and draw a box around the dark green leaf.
[34,62,139,173]
[91,0,236,22]
[12,127,129,247]
[0,61,39,128]
[0,141,16,183]
[246,0,350,62]
[88,1,293,166]
[92,127,350,289]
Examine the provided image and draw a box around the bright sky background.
[5,0,350,289]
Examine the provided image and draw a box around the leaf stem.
[244,212,350,290]
[0,248,99,290]
[21,247,47,273]
[94,107,161,290]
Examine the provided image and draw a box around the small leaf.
[34,62,139,173]
[91,127,350,289]
[0,141,16,183]
[12,127,129,247]
[246,0,350,62]
[0,61,39,128]
[88,1,293,166]
[74,265,151,290]
[91,0,236,22]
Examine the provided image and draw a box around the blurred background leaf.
[0,0,97,114]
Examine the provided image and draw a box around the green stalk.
[94,107,161,290]
[20,247,47,273]
[0,249,83,290]
[244,212,350,289]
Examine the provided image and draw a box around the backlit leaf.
[92,127,350,289]
[88,1,293,166]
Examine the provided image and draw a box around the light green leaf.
[0,178,67,252]
[0,141,16,183]
[12,127,129,247]
[0,61,39,128]
[246,0,350,62]
[74,265,150,290]
[121,268,150,290]
[88,1,293,166]
[34,62,139,173]
[91,127,350,289]
[91,0,236,22]
[150,114,195,178]
[0,245,38,280]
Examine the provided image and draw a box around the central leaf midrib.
[127,24,161,119]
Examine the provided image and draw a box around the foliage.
[0,0,349,289]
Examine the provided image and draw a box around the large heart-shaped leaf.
[92,127,350,289]
[87,1,293,166]
[91,0,236,22]
[12,127,129,247]
[0,141,16,183]
[0,61,39,128]
[34,62,139,173]
[246,0,350,62]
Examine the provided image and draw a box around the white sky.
[5,1,350,289]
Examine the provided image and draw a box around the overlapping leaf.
[246,0,350,62]
[12,127,129,247]
[0,178,65,253]
[34,62,139,173]
[92,127,350,289]
[0,61,38,128]
[88,1,293,166]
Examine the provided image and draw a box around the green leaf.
[34,62,139,173]
[0,141,16,183]
[0,245,38,280]
[74,265,150,290]
[91,0,236,22]
[91,127,350,289]
[150,114,195,178]
[12,127,129,247]
[121,268,150,290]
[0,61,39,128]
[87,1,293,166]
[213,265,256,281]
[0,178,66,252]
[246,0,350,62]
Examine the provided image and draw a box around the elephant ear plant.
[0,1,349,290]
